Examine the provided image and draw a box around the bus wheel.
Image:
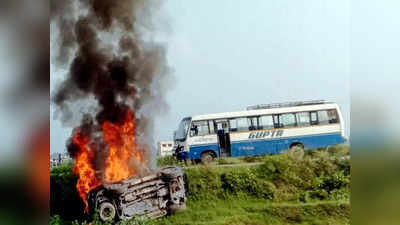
[201,152,214,164]
[289,144,304,160]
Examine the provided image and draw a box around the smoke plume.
[51,0,170,178]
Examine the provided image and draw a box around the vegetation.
[51,145,350,225]
[156,155,184,167]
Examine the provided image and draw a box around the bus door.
[215,120,231,157]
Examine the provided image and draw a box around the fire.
[103,110,144,182]
[72,130,99,212]
[72,109,146,212]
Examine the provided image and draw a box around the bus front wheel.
[201,152,214,164]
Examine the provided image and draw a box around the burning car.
[87,166,187,222]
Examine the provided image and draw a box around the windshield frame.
[175,117,191,141]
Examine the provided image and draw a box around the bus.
[173,100,346,163]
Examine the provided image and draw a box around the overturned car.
[88,166,187,222]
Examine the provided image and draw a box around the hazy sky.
[51,0,350,154]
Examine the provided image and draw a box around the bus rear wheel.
[289,143,304,160]
[201,152,214,164]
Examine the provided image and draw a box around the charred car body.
[88,166,187,222]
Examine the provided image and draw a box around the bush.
[241,155,263,163]
[50,163,88,221]
[156,155,181,167]
[185,166,222,200]
[338,158,351,176]
[216,158,231,165]
[328,144,350,157]
[221,168,275,199]
[314,171,350,193]
[311,171,350,200]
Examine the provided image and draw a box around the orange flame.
[103,110,145,182]
[72,109,147,212]
[72,130,99,212]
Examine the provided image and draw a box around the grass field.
[147,198,349,225]
[50,145,350,225]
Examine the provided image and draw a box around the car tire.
[99,201,116,222]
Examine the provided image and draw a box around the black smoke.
[51,0,170,171]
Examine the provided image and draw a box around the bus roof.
[192,102,340,121]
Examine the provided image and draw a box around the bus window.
[280,113,296,127]
[273,115,282,128]
[247,117,258,130]
[317,110,330,125]
[310,111,318,125]
[259,115,274,129]
[209,120,215,134]
[229,119,238,132]
[237,118,249,131]
[296,112,310,127]
[328,109,339,123]
[191,121,209,136]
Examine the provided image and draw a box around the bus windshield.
[175,118,191,141]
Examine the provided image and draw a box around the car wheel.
[99,202,116,222]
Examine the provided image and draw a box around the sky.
[50,0,350,154]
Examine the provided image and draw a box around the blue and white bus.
[173,100,346,163]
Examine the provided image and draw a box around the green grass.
[151,198,349,225]
[51,198,349,225]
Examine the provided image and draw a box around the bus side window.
[328,109,339,123]
[310,111,318,125]
[237,118,249,131]
[191,121,210,136]
[259,115,274,129]
[247,117,258,130]
[280,113,296,128]
[273,115,282,128]
[229,119,238,132]
[209,120,215,134]
[317,110,330,125]
[296,112,310,127]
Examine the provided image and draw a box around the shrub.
[216,158,231,165]
[241,155,263,163]
[314,171,350,193]
[50,215,67,225]
[338,158,351,176]
[156,155,181,167]
[50,163,88,221]
[311,171,350,200]
[221,168,275,199]
[185,166,222,200]
[328,144,350,158]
